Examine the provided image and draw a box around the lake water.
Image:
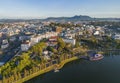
[25,55,120,83]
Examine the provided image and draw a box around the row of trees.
[0,42,47,82]
[80,35,120,50]
[1,50,78,83]
[0,52,31,77]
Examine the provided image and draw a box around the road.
[0,43,21,66]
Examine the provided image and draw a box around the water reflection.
[25,55,120,83]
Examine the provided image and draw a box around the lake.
[25,55,120,83]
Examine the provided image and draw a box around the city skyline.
[0,0,120,19]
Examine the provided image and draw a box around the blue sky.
[0,0,120,18]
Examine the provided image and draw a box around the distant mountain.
[42,15,94,22]
[96,18,120,22]
[0,15,120,23]
[42,15,120,22]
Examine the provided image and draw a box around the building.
[0,32,3,37]
[113,34,120,40]
[30,37,39,46]
[1,39,9,49]
[94,31,100,36]
[9,36,16,42]
[64,33,75,39]
[49,36,58,42]
[63,38,76,45]
[21,40,31,51]
[48,36,58,47]
[1,43,9,49]
[56,26,62,33]
[19,34,34,41]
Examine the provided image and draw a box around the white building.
[113,34,120,40]
[9,36,16,42]
[21,40,31,51]
[30,37,39,46]
[19,34,34,41]
[79,31,83,35]
[45,32,58,39]
[1,39,9,49]
[2,39,8,44]
[1,43,9,49]
[94,31,100,35]
[64,33,76,39]
[63,38,76,45]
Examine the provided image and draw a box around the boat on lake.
[54,65,59,73]
[54,69,59,72]
[89,54,104,61]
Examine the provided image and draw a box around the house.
[43,51,51,60]
[113,34,120,40]
[49,36,58,42]
[48,36,58,47]
[21,40,31,51]
[94,31,100,36]
[48,42,58,47]
[63,38,76,45]
[19,34,34,41]
[45,32,58,38]
[9,36,16,42]
[1,39,9,49]
[44,55,50,60]
[56,26,62,33]
[43,50,49,55]
[1,43,9,49]
[30,37,39,46]
[2,39,8,44]
[37,35,42,41]
[79,31,84,36]
[64,33,75,39]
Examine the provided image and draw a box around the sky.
[0,0,120,19]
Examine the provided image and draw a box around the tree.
[17,52,31,71]
[57,38,65,52]
[17,72,21,80]
[75,41,80,48]
[64,43,72,52]
[31,42,47,56]
[13,72,18,81]
[47,46,57,53]
[116,43,120,49]
[2,76,7,83]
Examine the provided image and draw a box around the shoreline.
[15,56,79,83]
[2,50,120,83]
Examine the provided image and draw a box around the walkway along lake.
[25,54,120,83]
